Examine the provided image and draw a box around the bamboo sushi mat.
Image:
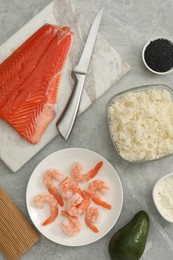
[0,186,40,260]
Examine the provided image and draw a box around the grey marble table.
[0,0,173,259]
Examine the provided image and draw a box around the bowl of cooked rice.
[107,84,173,163]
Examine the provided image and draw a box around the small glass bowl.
[152,172,173,223]
[107,84,173,163]
[142,37,173,75]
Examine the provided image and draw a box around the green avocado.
[108,210,150,260]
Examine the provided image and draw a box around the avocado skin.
[108,210,150,260]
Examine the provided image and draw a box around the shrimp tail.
[42,207,58,225]
[42,216,55,226]
[91,194,112,210]
[85,217,99,233]
[47,186,64,207]
[88,161,103,179]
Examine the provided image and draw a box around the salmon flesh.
[0,24,73,144]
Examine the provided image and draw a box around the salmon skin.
[0,24,73,144]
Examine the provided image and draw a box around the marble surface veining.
[0,0,173,260]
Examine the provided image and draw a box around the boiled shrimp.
[87,179,112,210]
[59,176,82,200]
[61,210,81,236]
[88,179,109,195]
[70,161,103,182]
[43,168,64,207]
[85,207,100,233]
[34,193,58,225]
[66,193,90,217]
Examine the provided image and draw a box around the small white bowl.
[153,172,173,223]
[142,37,173,75]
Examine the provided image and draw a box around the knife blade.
[56,6,104,140]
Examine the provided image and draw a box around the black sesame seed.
[144,39,173,72]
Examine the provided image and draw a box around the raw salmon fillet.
[0,24,73,144]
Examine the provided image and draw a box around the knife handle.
[57,71,86,140]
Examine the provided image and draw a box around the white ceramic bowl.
[142,37,173,75]
[152,172,173,223]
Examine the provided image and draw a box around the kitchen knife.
[56,6,104,140]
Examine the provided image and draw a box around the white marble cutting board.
[0,0,130,172]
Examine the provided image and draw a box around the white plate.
[26,148,123,246]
